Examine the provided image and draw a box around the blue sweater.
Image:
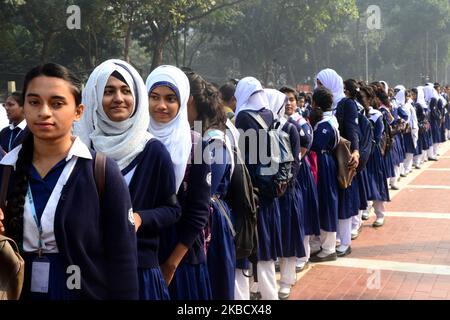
[336,98,360,152]
[124,139,181,268]
[1,151,139,300]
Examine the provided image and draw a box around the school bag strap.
[94,152,106,201]
[246,111,270,130]
[0,166,12,212]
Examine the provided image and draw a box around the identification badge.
[31,256,50,293]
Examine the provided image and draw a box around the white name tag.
[31,258,50,293]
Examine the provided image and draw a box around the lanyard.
[8,128,20,151]
[26,184,44,256]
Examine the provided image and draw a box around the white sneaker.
[373,217,385,228]
[278,283,291,300]
[336,238,341,247]
[361,210,370,220]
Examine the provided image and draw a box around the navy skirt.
[169,261,212,300]
[256,197,283,261]
[296,161,320,236]
[357,169,369,210]
[338,176,360,220]
[207,198,236,300]
[316,153,339,232]
[365,145,390,202]
[403,132,416,154]
[138,267,170,300]
[279,186,306,258]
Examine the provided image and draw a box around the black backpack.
[246,111,295,199]
[379,115,393,156]
[356,111,375,172]
[223,146,259,262]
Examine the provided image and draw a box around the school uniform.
[122,138,181,300]
[0,120,27,152]
[335,98,360,251]
[366,109,390,222]
[0,137,139,300]
[236,108,282,300]
[158,136,213,300]
[289,116,320,266]
[310,119,339,256]
[205,131,236,301]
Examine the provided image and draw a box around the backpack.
[205,128,259,261]
[356,112,375,172]
[336,98,374,172]
[379,116,393,157]
[246,111,295,199]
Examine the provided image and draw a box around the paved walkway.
[290,140,450,300]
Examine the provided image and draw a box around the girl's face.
[149,86,180,124]
[102,76,134,122]
[4,96,24,124]
[24,76,83,141]
[284,92,297,116]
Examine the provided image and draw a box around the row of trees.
[1,0,450,93]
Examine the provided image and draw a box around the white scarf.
[395,85,406,107]
[416,86,428,109]
[74,59,152,170]
[314,111,339,131]
[145,65,191,192]
[316,69,346,110]
[264,88,287,124]
[234,77,268,117]
[380,81,389,95]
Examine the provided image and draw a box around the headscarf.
[395,85,406,107]
[316,68,346,110]
[423,84,440,104]
[380,81,389,95]
[145,65,191,192]
[416,86,427,109]
[73,59,152,170]
[234,77,269,117]
[264,88,287,121]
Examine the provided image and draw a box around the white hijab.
[145,65,191,192]
[423,85,439,104]
[74,59,152,170]
[264,88,287,121]
[380,81,389,95]
[234,77,269,117]
[416,86,427,109]
[395,85,406,107]
[316,68,346,110]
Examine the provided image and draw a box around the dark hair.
[187,72,227,133]
[312,88,333,112]
[344,79,359,100]
[279,86,298,101]
[219,83,236,104]
[5,63,82,242]
[375,89,391,109]
[110,70,128,86]
[9,91,24,107]
[22,63,82,106]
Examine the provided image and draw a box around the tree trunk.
[124,23,132,63]
[41,32,55,62]
[150,28,170,71]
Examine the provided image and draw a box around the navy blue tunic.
[310,121,339,232]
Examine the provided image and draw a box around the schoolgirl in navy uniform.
[0,91,28,152]
[185,71,235,300]
[358,86,390,228]
[73,60,180,300]
[0,63,138,300]
[265,88,304,300]
[316,69,360,257]
[411,87,430,168]
[280,86,320,271]
[423,85,442,160]
[308,88,340,263]
[235,77,282,300]
[146,65,213,300]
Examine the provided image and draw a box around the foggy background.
[1,0,449,98]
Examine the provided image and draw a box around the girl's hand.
[0,208,5,235]
[133,212,142,232]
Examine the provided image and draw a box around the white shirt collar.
[0,136,92,169]
[9,119,27,130]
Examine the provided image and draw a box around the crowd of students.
[0,61,449,300]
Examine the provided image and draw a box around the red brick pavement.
[289,141,450,300]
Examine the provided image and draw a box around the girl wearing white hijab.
[265,89,304,300]
[316,69,360,258]
[412,87,431,168]
[235,78,282,300]
[146,66,213,300]
[74,59,181,300]
[424,84,442,160]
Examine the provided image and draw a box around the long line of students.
[0,61,449,300]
